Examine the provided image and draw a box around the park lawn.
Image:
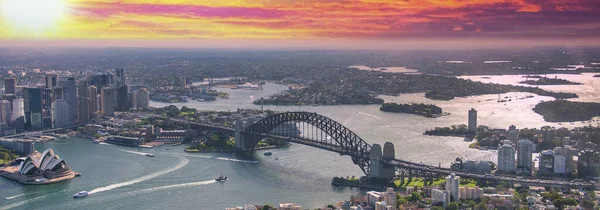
[178,111,195,117]
[393,178,477,188]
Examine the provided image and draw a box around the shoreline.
[184,144,290,153]
[0,166,79,185]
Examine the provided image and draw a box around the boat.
[146,153,155,157]
[73,191,88,198]
[379,68,388,71]
[75,173,82,177]
[263,151,272,156]
[92,140,100,144]
[35,178,47,182]
[215,174,228,182]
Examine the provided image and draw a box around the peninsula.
[519,77,581,85]
[533,100,600,122]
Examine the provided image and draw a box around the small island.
[594,74,600,78]
[519,77,581,85]
[424,124,471,137]
[533,100,600,122]
[380,102,445,118]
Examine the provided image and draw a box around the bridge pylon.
[369,142,395,181]
[234,118,246,150]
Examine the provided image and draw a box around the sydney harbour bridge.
[173,111,596,188]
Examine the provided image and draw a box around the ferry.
[263,151,272,156]
[73,191,88,198]
[92,140,100,144]
[35,178,48,182]
[145,153,155,157]
[215,174,228,182]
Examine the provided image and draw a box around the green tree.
[582,199,595,209]
[408,192,421,202]
[431,206,445,210]
[474,202,488,210]
[447,202,459,210]
[261,204,273,210]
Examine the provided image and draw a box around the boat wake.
[1,190,67,210]
[120,150,150,156]
[176,153,258,164]
[124,180,217,196]
[88,156,189,195]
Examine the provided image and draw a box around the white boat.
[73,191,88,198]
[145,153,155,157]
[263,151,272,156]
[35,178,47,182]
[215,174,228,182]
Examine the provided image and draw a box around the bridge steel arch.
[243,112,373,175]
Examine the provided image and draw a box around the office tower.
[89,73,114,87]
[115,85,129,111]
[565,145,578,174]
[42,88,53,116]
[11,98,24,121]
[78,97,90,124]
[133,88,149,109]
[45,74,57,89]
[57,77,78,121]
[101,87,115,116]
[468,108,477,132]
[497,141,515,173]
[507,125,519,143]
[78,83,88,99]
[0,100,10,124]
[516,139,534,173]
[88,85,98,113]
[115,68,126,88]
[23,88,43,130]
[539,150,554,175]
[51,100,70,128]
[4,78,16,95]
[53,87,64,100]
[445,173,460,202]
[96,94,102,114]
[553,147,566,174]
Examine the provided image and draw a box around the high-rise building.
[431,189,450,208]
[89,73,114,87]
[115,85,129,111]
[88,85,98,113]
[42,88,53,116]
[516,139,534,174]
[53,87,63,101]
[96,94,102,113]
[57,77,78,122]
[23,88,43,130]
[45,74,57,89]
[507,125,519,143]
[4,78,16,95]
[497,141,515,173]
[11,98,24,121]
[382,188,397,210]
[101,87,115,117]
[565,145,578,174]
[0,100,10,124]
[578,149,600,178]
[553,147,566,174]
[445,173,460,202]
[115,68,126,88]
[133,88,149,109]
[51,100,70,128]
[78,97,90,124]
[468,108,477,133]
[539,150,554,175]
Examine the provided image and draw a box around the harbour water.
[1,74,598,209]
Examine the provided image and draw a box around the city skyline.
[0,0,599,49]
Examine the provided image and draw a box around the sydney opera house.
[0,149,78,184]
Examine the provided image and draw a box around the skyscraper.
[45,74,57,89]
[0,100,10,124]
[497,141,515,173]
[51,100,70,128]
[78,97,90,124]
[517,139,534,174]
[115,68,126,88]
[4,78,16,95]
[88,85,98,113]
[133,88,149,109]
[468,108,477,133]
[115,85,130,111]
[57,77,78,122]
[11,98,24,121]
[445,173,460,202]
[42,88,53,116]
[101,87,115,117]
[23,88,43,130]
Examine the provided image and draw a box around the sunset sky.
[0,0,599,49]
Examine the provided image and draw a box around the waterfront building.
[445,172,460,202]
[23,88,43,130]
[57,77,78,122]
[516,139,534,174]
[459,186,483,200]
[0,148,77,184]
[51,100,70,128]
[0,100,10,124]
[507,127,519,143]
[497,141,515,173]
[539,150,554,175]
[431,189,450,207]
[451,159,492,173]
[101,87,115,117]
[88,85,98,113]
[277,202,302,210]
[468,108,477,132]
[132,88,149,109]
[4,78,16,95]
[78,97,90,124]
[367,191,382,207]
[115,85,129,111]
[382,188,397,210]
[375,201,394,210]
